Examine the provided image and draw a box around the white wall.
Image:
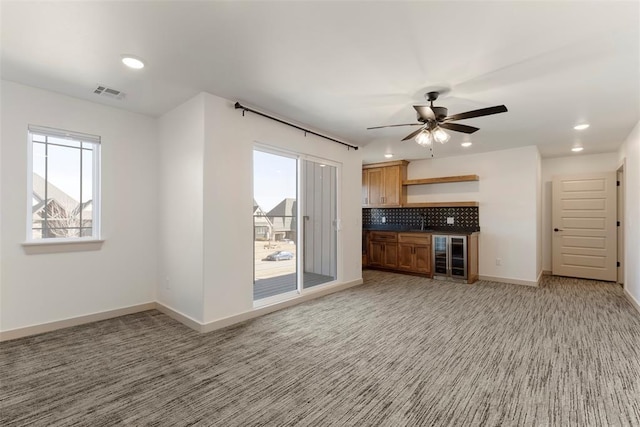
[157,94,206,322]
[200,93,363,324]
[540,152,619,272]
[406,146,540,284]
[0,81,158,332]
[155,92,363,326]
[618,121,640,308]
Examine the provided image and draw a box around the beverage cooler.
[432,235,467,280]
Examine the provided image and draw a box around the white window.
[27,125,101,241]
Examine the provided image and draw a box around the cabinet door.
[367,168,384,205]
[382,165,400,206]
[362,170,370,206]
[368,241,384,267]
[414,245,431,274]
[397,244,414,271]
[382,243,398,268]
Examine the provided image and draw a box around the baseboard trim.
[0,279,366,340]
[0,302,156,342]
[478,275,539,287]
[201,278,364,334]
[155,302,204,332]
[542,270,552,276]
[624,288,640,316]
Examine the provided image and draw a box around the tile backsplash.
[363,206,479,230]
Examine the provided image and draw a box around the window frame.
[26,125,102,244]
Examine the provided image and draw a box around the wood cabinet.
[362,161,408,207]
[367,231,398,269]
[364,231,477,282]
[397,233,432,274]
[467,233,479,284]
[362,163,480,207]
[366,231,431,275]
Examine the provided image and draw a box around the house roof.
[32,174,92,220]
[32,174,78,214]
[267,198,297,232]
[267,198,296,218]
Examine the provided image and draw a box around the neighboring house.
[267,198,297,242]
[253,199,273,241]
[31,173,92,238]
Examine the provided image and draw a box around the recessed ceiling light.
[461,142,472,148]
[574,123,590,131]
[384,154,393,158]
[121,55,145,69]
[571,147,584,152]
[319,164,326,167]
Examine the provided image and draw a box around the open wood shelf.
[403,201,479,208]
[403,174,479,186]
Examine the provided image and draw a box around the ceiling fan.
[367,91,508,148]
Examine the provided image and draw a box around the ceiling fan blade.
[413,105,435,121]
[445,105,508,121]
[439,122,480,134]
[367,123,422,130]
[401,125,427,141]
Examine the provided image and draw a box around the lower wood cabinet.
[369,241,398,269]
[366,231,431,275]
[364,230,478,283]
[397,233,431,275]
[368,231,398,269]
[397,243,431,274]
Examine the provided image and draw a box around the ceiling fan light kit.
[415,130,433,146]
[368,90,508,155]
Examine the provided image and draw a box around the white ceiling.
[2,1,638,163]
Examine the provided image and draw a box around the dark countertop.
[364,224,480,234]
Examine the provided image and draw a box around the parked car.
[263,251,294,261]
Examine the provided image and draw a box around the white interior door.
[552,172,617,281]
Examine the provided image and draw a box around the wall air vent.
[93,85,125,100]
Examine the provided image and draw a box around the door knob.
[554,228,563,232]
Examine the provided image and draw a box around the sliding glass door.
[253,149,298,301]
[253,148,338,303]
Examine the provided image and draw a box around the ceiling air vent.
[93,85,126,100]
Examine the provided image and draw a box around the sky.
[32,136,94,203]
[253,150,297,212]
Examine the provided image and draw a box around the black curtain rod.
[234,102,358,151]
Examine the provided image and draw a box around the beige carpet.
[1,270,639,426]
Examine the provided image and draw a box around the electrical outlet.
[381,216,386,223]
[447,217,454,224]
[496,258,502,266]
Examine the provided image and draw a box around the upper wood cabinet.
[362,160,409,207]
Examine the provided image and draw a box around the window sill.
[22,239,105,254]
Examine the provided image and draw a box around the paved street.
[254,241,296,280]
